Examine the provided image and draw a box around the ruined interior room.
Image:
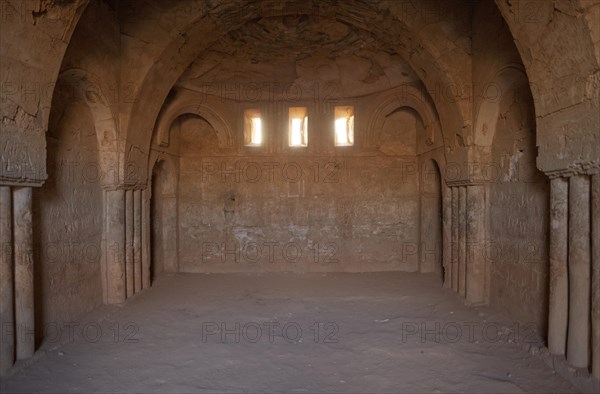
[0,0,599,392]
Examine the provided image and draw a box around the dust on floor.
[1,272,574,393]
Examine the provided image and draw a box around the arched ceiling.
[118,0,474,185]
[176,14,419,99]
[3,0,598,187]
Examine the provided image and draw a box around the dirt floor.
[1,272,575,393]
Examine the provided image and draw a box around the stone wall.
[171,92,432,273]
[472,0,550,332]
[487,82,549,333]
[2,0,598,382]
[30,0,119,340]
[33,96,103,336]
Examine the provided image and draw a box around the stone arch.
[119,0,471,186]
[473,64,529,148]
[155,99,235,150]
[367,86,443,150]
[494,0,600,116]
[494,0,600,172]
[53,68,120,188]
[0,0,92,186]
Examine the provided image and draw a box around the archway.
[118,1,471,185]
[3,0,599,388]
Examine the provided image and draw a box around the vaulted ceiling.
[176,14,419,99]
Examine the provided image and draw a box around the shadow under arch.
[366,85,443,152]
[149,155,179,279]
[419,158,444,283]
[34,66,110,346]
[474,64,531,148]
[51,68,120,187]
[154,98,235,150]
[120,1,471,185]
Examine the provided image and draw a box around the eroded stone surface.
[1,0,599,390]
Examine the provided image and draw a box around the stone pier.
[451,187,459,292]
[134,190,142,294]
[566,175,591,369]
[466,185,486,305]
[0,186,14,376]
[125,190,134,298]
[591,174,600,380]
[13,187,34,360]
[548,177,569,356]
[142,189,151,290]
[458,186,467,297]
[105,189,126,304]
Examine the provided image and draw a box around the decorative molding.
[0,178,45,188]
[544,162,600,179]
[155,98,235,150]
[366,84,441,149]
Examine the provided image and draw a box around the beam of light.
[290,118,303,146]
[251,117,262,145]
[335,117,347,145]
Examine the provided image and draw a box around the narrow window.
[244,109,262,146]
[289,107,308,147]
[335,106,354,146]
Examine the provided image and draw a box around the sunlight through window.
[244,109,262,146]
[335,106,354,146]
[289,107,308,147]
[251,117,262,145]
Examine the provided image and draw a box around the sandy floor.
[1,272,574,393]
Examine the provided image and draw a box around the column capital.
[446,179,487,188]
[102,184,149,192]
[0,178,45,188]
[544,162,600,179]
